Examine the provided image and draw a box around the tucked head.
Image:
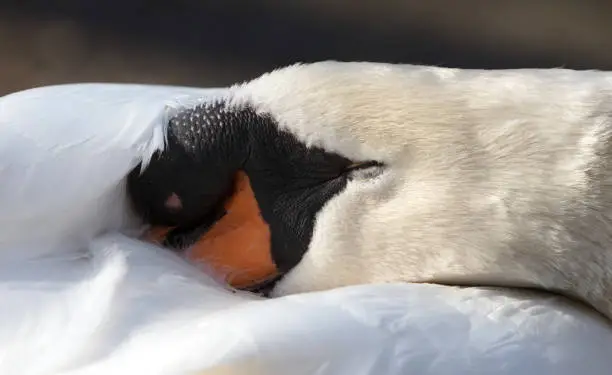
[127,94,380,293]
[128,61,612,322]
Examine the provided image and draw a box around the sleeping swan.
[0,63,611,374]
[128,61,612,320]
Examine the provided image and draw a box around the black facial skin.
[127,101,381,292]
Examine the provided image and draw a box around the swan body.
[0,64,611,374]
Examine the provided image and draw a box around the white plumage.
[0,82,611,375]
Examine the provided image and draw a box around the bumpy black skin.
[127,101,377,291]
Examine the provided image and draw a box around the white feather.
[228,62,612,320]
[0,79,610,375]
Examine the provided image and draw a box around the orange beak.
[146,171,278,289]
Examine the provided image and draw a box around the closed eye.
[346,160,384,171]
[345,160,386,180]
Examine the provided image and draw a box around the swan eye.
[346,161,384,171]
[345,161,386,180]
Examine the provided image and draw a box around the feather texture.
[0,81,610,375]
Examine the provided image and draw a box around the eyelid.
[347,160,383,170]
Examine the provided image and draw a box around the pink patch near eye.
[165,192,183,210]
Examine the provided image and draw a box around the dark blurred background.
[2,1,612,95]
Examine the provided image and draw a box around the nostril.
[164,192,183,211]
